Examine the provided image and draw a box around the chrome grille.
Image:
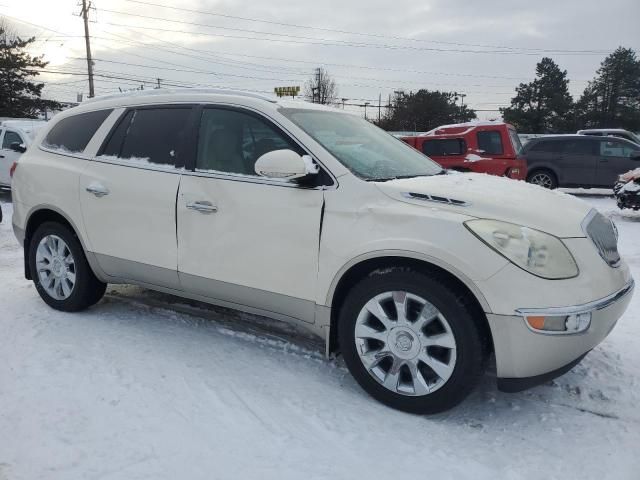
[583,210,620,267]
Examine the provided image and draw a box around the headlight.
[465,219,578,279]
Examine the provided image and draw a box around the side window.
[42,109,112,153]
[561,139,595,155]
[600,139,635,158]
[196,108,302,175]
[530,140,563,153]
[477,131,503,155]
[422,139,465,156]
[2,131,22,149]
[100,108,192,167]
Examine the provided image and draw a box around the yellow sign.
[274,86,301,98]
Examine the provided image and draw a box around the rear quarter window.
[42,109,112,153]
[422,138,466,156]
[528,140,562,153]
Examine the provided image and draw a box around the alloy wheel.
[35,234,76,300]
[354,291,457,396]
[529,172,554,189]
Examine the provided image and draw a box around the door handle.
[85,182,110,197]
[186,200,218,213]
[0,154,4,158]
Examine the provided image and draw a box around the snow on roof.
[420,120,506,136]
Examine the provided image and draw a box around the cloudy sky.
[2,0,639,120]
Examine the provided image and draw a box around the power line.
[100,14,607,56]
[119,0,612,55]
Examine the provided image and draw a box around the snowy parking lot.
[1,192,639,480]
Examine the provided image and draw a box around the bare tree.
[303,67,337,105]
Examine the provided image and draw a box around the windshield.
[280,108,443,180]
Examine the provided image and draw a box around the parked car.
[0,125,30,190]
[524,135,640,189]
[12,90,634,413]
[614,168,640,211]
[578,128,640,145]
[401,122,527,180]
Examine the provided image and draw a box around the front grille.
[584,210,620,267]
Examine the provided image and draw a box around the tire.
[28,221,106,311]
[527,169,558,189]
[338,268,486,414]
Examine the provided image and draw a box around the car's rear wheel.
[338,269,486,414]
[29,222,106,311]
[528,169,557,189]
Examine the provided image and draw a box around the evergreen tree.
[501,57,575,133]
[0,22,59,118]
[576,47,640,130]
[376,90,476,132]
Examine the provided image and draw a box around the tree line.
[306,48,640,134]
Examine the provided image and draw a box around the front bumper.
[488,279,634,388]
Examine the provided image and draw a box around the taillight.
[9,162,17,178]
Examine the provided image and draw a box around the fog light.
[525,312,591,334]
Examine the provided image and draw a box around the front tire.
[29,222,106,311]
[338,269,486,414]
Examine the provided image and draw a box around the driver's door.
[177,106,328,323]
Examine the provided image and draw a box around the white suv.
[11,90,634,413]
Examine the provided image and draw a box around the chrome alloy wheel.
[355,291,457,396]
[35,234,76,300]
[529,172,554,189]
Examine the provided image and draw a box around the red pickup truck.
[401,122,527,180]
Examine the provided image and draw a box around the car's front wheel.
[338,269,486,414]
[29,221,106,311]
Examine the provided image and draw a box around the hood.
[375,173,591,238]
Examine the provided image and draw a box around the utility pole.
[156,78,161,89]
[378,93,381,123]
[80,0,95,98]
[364,102,370,120]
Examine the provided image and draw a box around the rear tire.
[527,169,558,189]
[338,269,486,414]
[29,222,106,311]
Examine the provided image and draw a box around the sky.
[1,0,639,121]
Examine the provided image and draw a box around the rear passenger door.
[558,138,598,186]
[80,106,197,289]
[596,138,640,187]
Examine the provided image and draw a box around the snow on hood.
[375,173,592,238]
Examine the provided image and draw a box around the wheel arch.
[23,206,92,280]
[325,252,494,356]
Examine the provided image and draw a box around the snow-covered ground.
[1,192,639,480]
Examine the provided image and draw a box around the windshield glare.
[280,108,443,180]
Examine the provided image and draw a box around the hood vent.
[402,192,470,207]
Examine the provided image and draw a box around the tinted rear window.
[422,138,465,156]
[561,139,595,155]
[528,140,563,153]
[43,109,112,153]
[477,131,503,155]
[100,108,192,167]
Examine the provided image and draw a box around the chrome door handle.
[186,200,217,213]
[85,182,109,197]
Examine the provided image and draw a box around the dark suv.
[523,135,640,189]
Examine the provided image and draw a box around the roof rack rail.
[83,87,277,104]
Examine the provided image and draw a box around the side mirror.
[10,142,27,153]
[630,151,640,161]
[254,149,318,180]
